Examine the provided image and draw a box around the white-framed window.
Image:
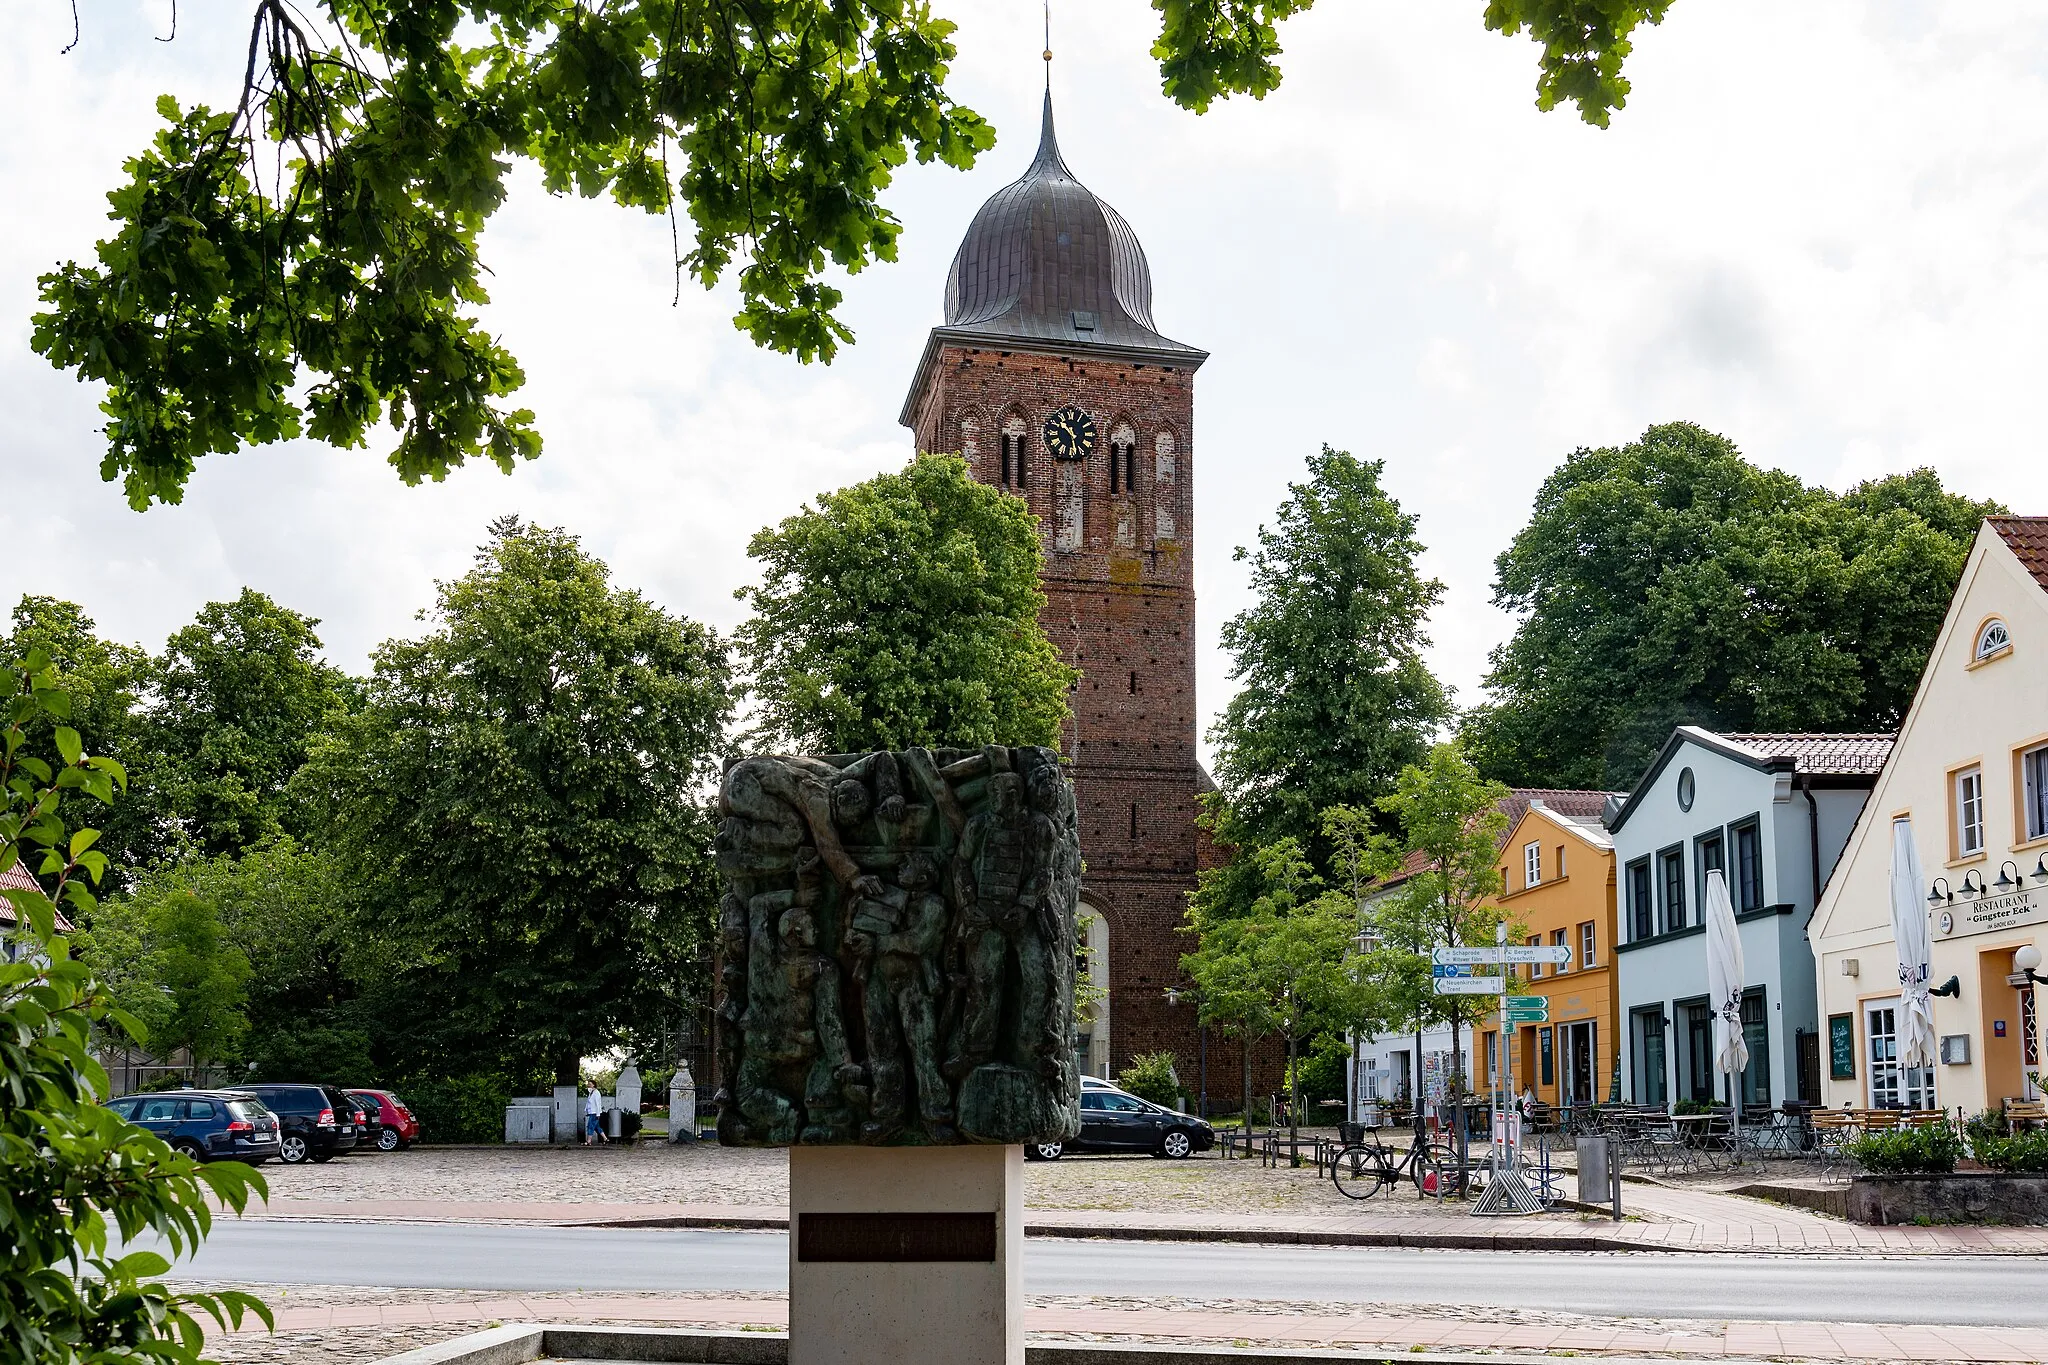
[1550,927,1570,973]
[1976,619,2011,661]
[1580,921,1596,969]
[1956,766,1986,859]
[1524,841,1542,889]
[2025,744,2048,844]
[1526,933,1543,980]
[1557,845,1567,878]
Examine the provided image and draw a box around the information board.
[1828,1012,1856,1080]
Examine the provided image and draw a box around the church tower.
[902,93,1214,1085]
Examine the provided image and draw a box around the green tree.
[138,589,356,861]
[146,893,253,1077]
[1182,836,1370,1146]
[1464,423,2002,790]
[37,4,1667,510]
[296,518,732,1084]
[1360,744,1511,1097]
[1209,446,1449,863]
[738,453,1074,752]
[1,599,151,880]
[3,649,269,1364]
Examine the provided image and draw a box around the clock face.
[1042,405,1098,462]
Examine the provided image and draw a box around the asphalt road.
[135,1220,2048,1326]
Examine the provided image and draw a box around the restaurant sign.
[1936,886,2045,940]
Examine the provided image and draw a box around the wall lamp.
[2012,945,2048,990]
[1930,976,1962,998]
[2033,856,2048,886]
[1994,861,2024,893]
[1960,870,1989,901]
[1928,877,1953,906]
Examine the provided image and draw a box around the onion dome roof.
[937,93,1202,360]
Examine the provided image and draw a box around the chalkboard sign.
[1829,1013,1856,1080]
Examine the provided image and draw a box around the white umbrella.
[1704,870,1749,1093]
[1891,818,1939,1076]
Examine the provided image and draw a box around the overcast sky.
[6,2,2046,764]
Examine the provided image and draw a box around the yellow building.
[1478,801,1621,1110]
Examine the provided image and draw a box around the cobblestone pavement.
[265,1141,1420,1216]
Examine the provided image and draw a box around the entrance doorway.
[1561,1021,1596,1105]
[1865,999,1934,1109]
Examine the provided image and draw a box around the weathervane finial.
[1043,1,1052,86]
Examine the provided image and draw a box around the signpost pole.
[1495,923,1507,1182]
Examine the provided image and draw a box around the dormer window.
[1975,618,2011,662]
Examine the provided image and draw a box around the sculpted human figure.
[945,769,1058,1081]
[720,751,904,896]
[734,849,857,1144]
[846,849,954,1141]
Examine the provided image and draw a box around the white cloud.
[4,2,2046,772]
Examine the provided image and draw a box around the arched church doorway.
[1077,896,1112,1079]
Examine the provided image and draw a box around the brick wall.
[907,341,1284,1106]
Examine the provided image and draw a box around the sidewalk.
[246,1191,2048,1254]
[221,1292,2048,1361]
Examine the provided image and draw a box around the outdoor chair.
[1809,1109,1858,1181]
[2006,1100,2047,1130]
[1903,1109,1950,1130]
[1859,1110,1902,1132]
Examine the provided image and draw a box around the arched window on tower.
[958,415,980,471]
[1000,415,1028,490]
[1110,422,1138,549]
[1153,431,1178,542]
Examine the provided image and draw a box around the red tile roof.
[1381,788,1624,886]
[1990,516,2048,596]
[0,862,75,934]
[1723,733,1894,777]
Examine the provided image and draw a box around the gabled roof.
[1526,800,1615,851]
[0,862,74,934]
[1722,733,1895,778]
[1605,726,1892,835]
[1990,516,2048,595]
[1377,788,1623,889]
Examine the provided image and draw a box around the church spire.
[1029,89,1070,178]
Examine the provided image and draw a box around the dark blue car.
[108,1089,282,1164]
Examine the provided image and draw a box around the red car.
[347,1089,421,1151]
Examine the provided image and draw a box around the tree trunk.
[555,1053,580,1088]
[1286,1006,1299,1152]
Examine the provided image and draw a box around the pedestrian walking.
[585,1083,603,1145]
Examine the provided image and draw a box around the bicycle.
[1328,1133,1459,1200]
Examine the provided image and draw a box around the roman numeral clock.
[1042,404,1097,461]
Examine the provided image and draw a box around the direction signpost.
[1426,933,1565,1218]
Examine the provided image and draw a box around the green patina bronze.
[714,746,1081,1146]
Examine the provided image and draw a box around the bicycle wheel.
[1329,1144,1391,1200]
[1410,1142,1449,1196]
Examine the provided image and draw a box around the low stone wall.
[1848,1173,2048,1225]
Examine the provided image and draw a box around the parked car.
[1027,1084,1214,1160]
[106,1089,281,1164]
[348,1088,421,1151]
[240,1083,362,1164]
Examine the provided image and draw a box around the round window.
[1677,767,1696,812]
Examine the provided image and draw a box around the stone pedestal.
[669,1065,697,1144]
[788,1145,1022,1365]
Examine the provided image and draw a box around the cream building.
[1811,517,2048,1114]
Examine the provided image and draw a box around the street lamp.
[2011,944,2048,990]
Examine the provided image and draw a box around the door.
[1092,1092,1159,1149]
[1563,1023,1596,1105]
[1866,999,1934,1109]
[179,1098,218,1153]
[133,1095,181,1141]
[1682,1001,1714,1103]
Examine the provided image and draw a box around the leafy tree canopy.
[737,453,1074,753]
[37,2,1671,509]
[3,650,269,1365]
[1209,445,1449,863]
[1463,423,2002,791]
[295,518,732,1082]
[140,588,357,861]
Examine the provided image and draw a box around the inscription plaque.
[797,1211,998,1263]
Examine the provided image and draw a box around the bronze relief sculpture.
[714,746,1082,1146]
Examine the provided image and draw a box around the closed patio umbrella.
[1891,818,1939,1078]
[1704,870,1749,1128]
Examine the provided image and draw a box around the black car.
[107,1090,281,1164]
[241,1083,362,1164]
[1027,1085,1215,1160]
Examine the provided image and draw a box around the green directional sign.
[1503,995,1549,1022]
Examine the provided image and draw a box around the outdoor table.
[1670,1113,1728,1168]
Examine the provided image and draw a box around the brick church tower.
[902,93,1226,1091]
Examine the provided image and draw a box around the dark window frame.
[1731,815,1764,913]
[1626,857,1653,942]
[1631,1006,1668,1107]
[1694,828,1726,915]
[1658,843,1688,934]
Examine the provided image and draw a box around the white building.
[1608,730,1889,1108]
[1810,517,2048,1114]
